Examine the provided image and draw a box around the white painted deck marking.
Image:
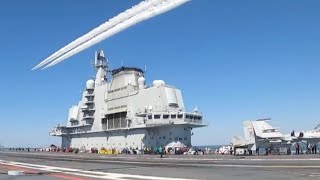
[0,160,197,180]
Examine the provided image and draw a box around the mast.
[94,50,108,86]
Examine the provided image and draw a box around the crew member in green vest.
[159,145,163,158]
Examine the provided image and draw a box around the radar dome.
[138,76,145,85]
[153,80,165,87]
[138,76,146,90]
[86,79,95,89]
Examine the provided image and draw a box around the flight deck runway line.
[1,159,320,171]
[0,163,90,180]
[156,157,320,161]
[2,154,320,169]
[0,159,198,180]
[0,163,39,174]
[176,163,320,169]
[3,151,320,162]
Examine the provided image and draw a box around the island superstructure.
[50,50,206,151]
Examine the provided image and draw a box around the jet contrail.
[33,0,167,70]
[42,0,189,69]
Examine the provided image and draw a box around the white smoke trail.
[43,0,189,69]
[33,0,166,70]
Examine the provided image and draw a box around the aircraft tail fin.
[243,121,256,144]
[231,136,245,147]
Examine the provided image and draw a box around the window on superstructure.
[179,138,182,141]
[198,116,202,120]
[163,136,166,140]
[163,114,169,119]
[184,137,187,141]
[154,115,161,119]
[189,115,194,120]
[186,115,190,119]
[148,115,152,119]
[71,122,79,126]
[171,115,177,119]
[178,114,183,119]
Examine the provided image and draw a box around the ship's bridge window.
[148,115,152,119]
[178,114,183,119]
[71,122,79,126]
[263,129,277,133]
[154,114,161,119]
[189,115,194,120]
[169,103,179,108]
[198,116,202,120]
[186,115,190,119]
[171,114,177,119]
[163,114,169,119]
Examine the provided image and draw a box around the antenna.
[256,118,272,121]
[90,59,94,68]
[94,51,98,68]
[144,64,147,73]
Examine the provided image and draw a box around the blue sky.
[1,0,320,147]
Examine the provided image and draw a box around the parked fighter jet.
[291,124,320,144]
[232,119,295,152]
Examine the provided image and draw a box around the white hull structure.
[50,50,206,151]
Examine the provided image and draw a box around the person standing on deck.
[295,143,300,154]
[159,145,163,158]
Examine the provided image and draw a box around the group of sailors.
[294,143,318,154]
[232,142,319,156]
[143,146,179,155]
